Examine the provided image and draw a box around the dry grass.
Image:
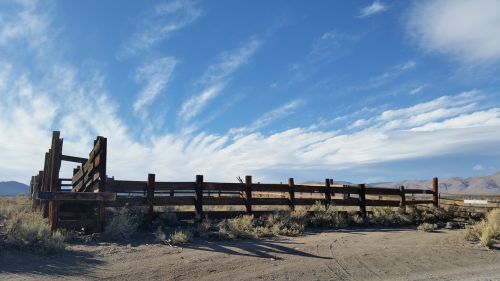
[463,209,500,248]
[0,196,66,254]
[103,207,143,240]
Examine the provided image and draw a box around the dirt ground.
[1,227,499,281]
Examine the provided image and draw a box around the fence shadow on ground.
[0,249,103,277]
[183,238,332,260]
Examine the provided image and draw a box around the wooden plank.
[365,200,401,207]
[105,180,147,192]
[251,198,289,205]
[294,185,326,193]
[404,189,433,194]
[37,191,116,202]
[406,200,434,205]
[294,198,325,205]
[331,185,360,194]
[154,182,196,191]
[364,187,401,196]
[61,154,88,163]
[203,197,246,205]
[331,198,363,206]
[251,183,289,192]
[153,196,196,205]
[203,182,245,191]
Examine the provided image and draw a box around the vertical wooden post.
[432,177,439,208]
[359,184,367,218]
[324,178,332,209]
[330,178,335,198]
[399,185,406,213]
[245,175,252,214]
[97,137,107,192]
[288,178,295,211]
[42,152,49,218]
[146,173,155,223]
[49,132,62,231]
[195,175,204,223]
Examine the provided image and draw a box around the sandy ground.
[1,228,499,281]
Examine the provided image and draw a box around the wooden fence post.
[324,178,332,209]
[245,175,252,214]
[49,132,62,231]
[147,173,155,223]
[288,178,295,211]
[399,185,406,213]
[195,175,204,223]
[97,137,107,192]
[359,184,367,218]
[432,177,439,208]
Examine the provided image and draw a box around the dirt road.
[1,228,499,281]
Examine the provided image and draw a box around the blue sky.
[1,0,500,184]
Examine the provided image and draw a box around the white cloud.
[133,57,177,116]
[119,0,201,57]
[179,38,262,122]
[407,0,500,64]
[359,1,387,18]
[409,85,424,95]
[230,99,303,135]
[473,164,485,171]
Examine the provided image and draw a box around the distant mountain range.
[0,181,29,196]
[304,172,500,195]
[375,172,500,195]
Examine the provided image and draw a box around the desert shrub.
[103,208,143,240]
[422,208,449,224]
[347,212,367,226]
[155,226,168,243]
[480,224,496,247]
[266,211,307,236]
[169,229,193,245]
[370,207,399,226]
[464,209,500,248]
[308,202,336,228]
[218,215,256,239]
[153,212,178,228]
[5,212,66,254]
[417,222,437,232]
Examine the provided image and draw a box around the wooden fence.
[439,193,500,217]
[30,131,439,232]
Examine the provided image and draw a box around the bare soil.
[1,228,499,281]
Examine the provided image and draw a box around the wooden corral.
[30,131,440,232]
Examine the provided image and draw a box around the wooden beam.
[288,178,295,211]
[359,184,367,218]
[37,191,116,202]
[245,175,252,214]
[432,177,439,208]
[400,186,406,213]
[195,175,203,223]
[324,178,331,209]
[147,173,155,223]
[61,154,88,163]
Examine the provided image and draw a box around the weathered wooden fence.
[439,193,500,217]
[30,132,440,232]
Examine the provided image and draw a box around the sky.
[1,0,500,184]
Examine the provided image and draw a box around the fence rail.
[30,131,440,232]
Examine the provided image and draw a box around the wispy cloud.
[473,164,485,171]
[133,57,177,117]
[407,0,500,64]
[359,1,387,18]
[119,0,201,57]
[179,37,262,122]
[230,99,303,135]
